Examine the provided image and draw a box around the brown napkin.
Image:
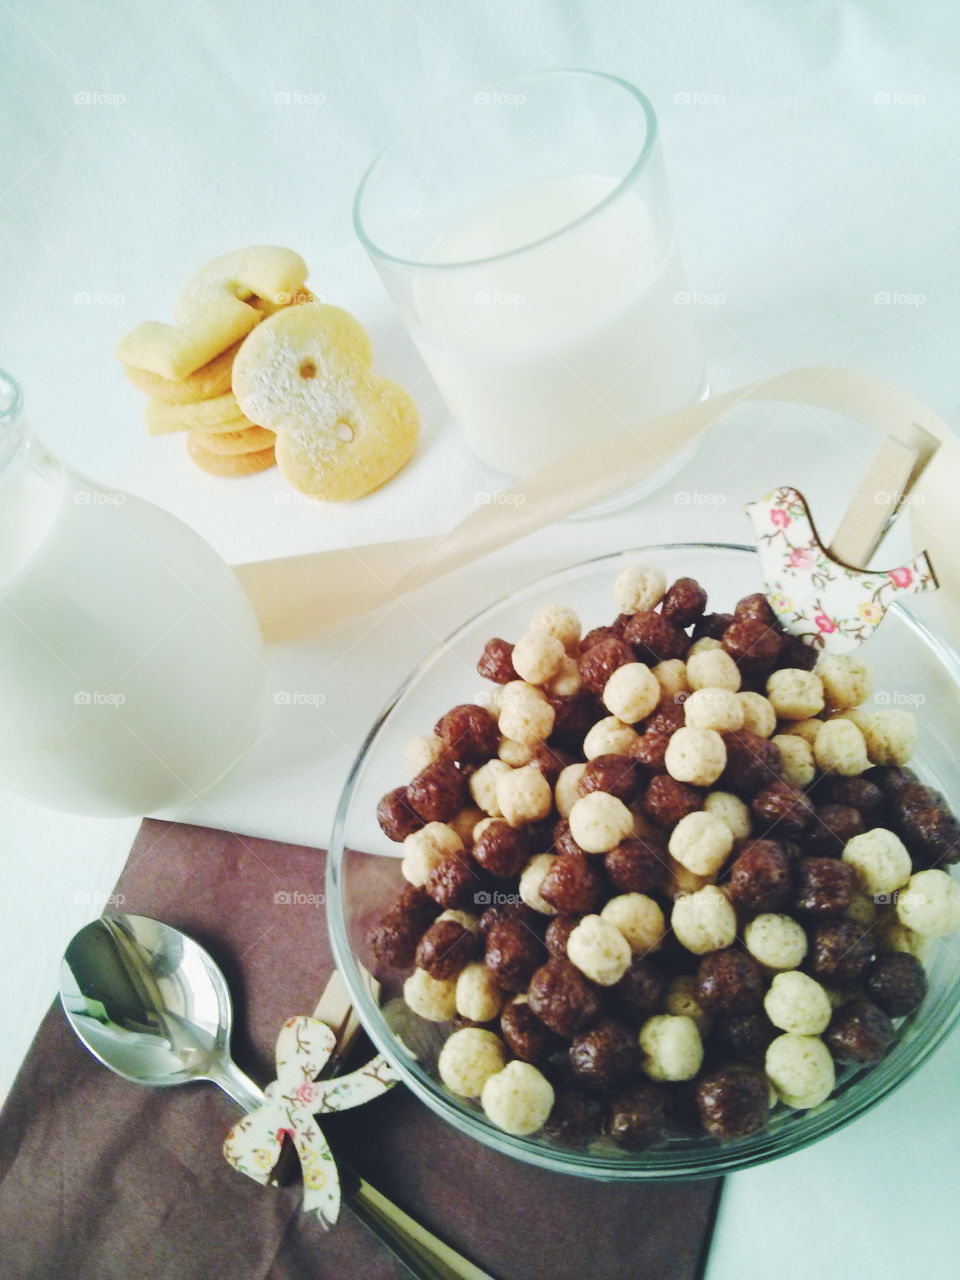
[0,820,721,1280]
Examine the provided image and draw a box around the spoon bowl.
[60,913,263,1111]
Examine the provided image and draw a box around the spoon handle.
[211,1059,267,1113]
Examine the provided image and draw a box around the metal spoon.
[60,913,488,1280]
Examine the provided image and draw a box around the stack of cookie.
[116,246,313,478]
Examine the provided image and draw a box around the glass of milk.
[354,70,706,490]
[0,370,265,817]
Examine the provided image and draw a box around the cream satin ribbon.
[234,366,960,641]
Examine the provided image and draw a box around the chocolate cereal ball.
[376,785,423,842]
[709,1012,777,1065]
[696,1065,770,1140]
[425,854,486,911]
[473,820,528,879]
[793,857,856,917]
[735,592,778,626]
[661,577,708,627]
[623,610,689,663]
[693,611,735,640]
[865,952,928,1018]
[605,837,669,896]
[570,1018,643,1091]
[722,617,784,673]
[544,1085,602,1146]
[606,1085,668,1150]
[579,637,635,695]
[610,955,667,1021]
[719,730,782,796]
[641,774,703,828]
[501,995,561,1063]
[528,958,602,1037]
[804,804,865,857]
[807,918,874,983]
[548,691,604,753]
[435,704,499,765]
[545,915,581,959]
[369,884,441,970]
[727,840,794,914]
[407,758,468,823]
[578,754,640,804]
[484,916,546,993]
[539,851,606,916]
[824,998,895,1064]
[695,949,766,1016]
[477,638,516,684]
[415,918,480,980]
[751,781,816,837]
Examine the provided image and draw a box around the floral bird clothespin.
[223,1015,398,1227]
[747,486,937,653]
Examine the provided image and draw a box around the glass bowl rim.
[352,68,659,273]
[327,541,960,1180]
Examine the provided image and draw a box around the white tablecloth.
[2,3,959,1276]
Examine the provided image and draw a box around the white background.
[2,2,960,1277]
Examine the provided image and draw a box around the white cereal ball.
[555,762,588,818]
[519,853,559,915]
[664,975,713,1034]
[653,659,689,703]
[567,913,632,984]
[498,737,532,767]
[401,822,464,886]
[896,869,960,937]
[437,908,479,930]
[603,662,661,723]
[438,1028,507,1097]
[496,764,553,826]
[813,718,870,777]
[845,891,879,929]
[874,911,928,960]
[511,630,566,685]
[497,682,553,746]
[639,1015,704,1081]
[403,968,458,1021]
[764,971,832,1036]
[688,636,723,657]
[766,669,825,719]
[529,604,582,654]
[772,733,816,787]
[455,963,505,1023]
[545,655,582,698]
[668,810,734,876]
[664,726,727,786]
[765,1033,835,1109]
[842,828,912,897]
[568,791,634,853]
[703,791,752,841]
[670,885,737,954]
[583,716,640,760]
[481,1060,554,1136]
[469,759,512,816]
[744,913,808,971]
[847,708,917,766]
[615,563,667,614]
[687,648,742,692]
[816,653,872,710]
[684,687,744,733]
[600,894,665,953]
[737,691,777,739]
[778,717,824,746]
[404,733,445,777]
[498,680,556,745]
[668,856,713,898]
[449,806,485,847]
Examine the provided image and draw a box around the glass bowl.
[327,543,960,1180]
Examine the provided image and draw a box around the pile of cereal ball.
[370,564,960,1149]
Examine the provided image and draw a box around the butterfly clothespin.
[747,435,939,653]
[223,1014,398,1228]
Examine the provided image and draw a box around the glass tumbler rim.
[352,67,659,273]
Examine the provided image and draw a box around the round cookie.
[187,426,276,456]
[145,392,248,435]
[232,302,418,501]
[121,340,243,405]
[186,436,276,477]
